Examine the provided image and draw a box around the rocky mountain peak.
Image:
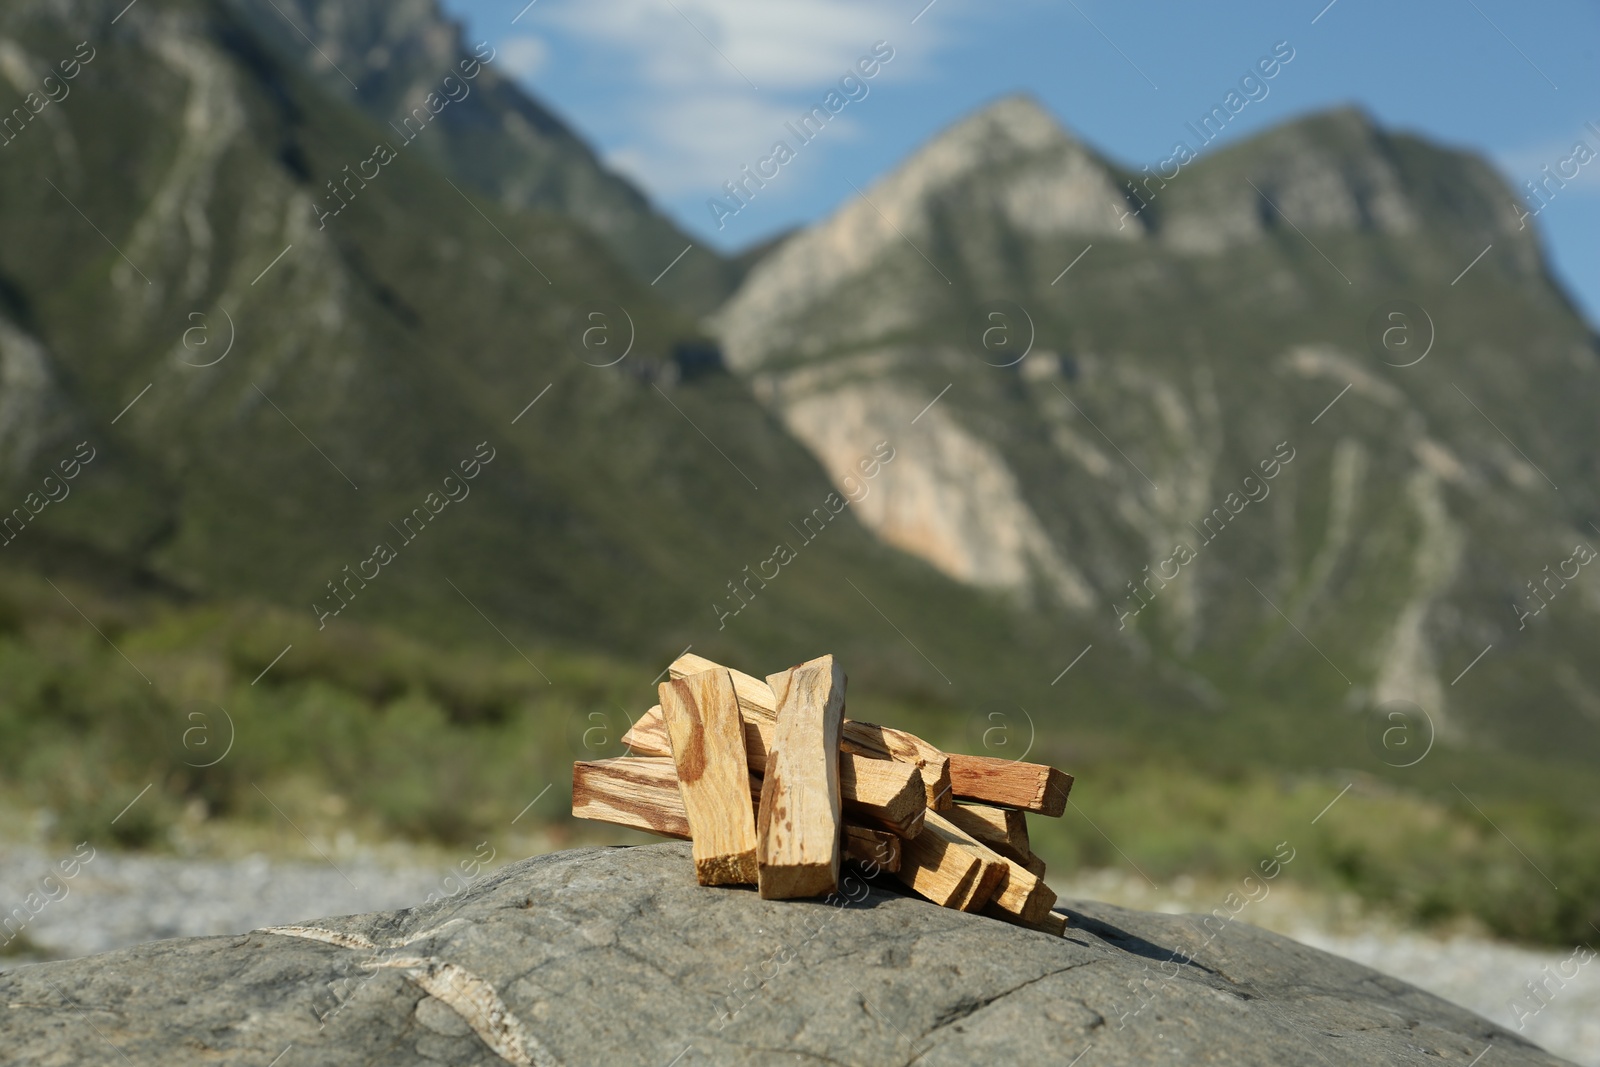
[1151,103,1537,259]
[716,96,1133,371]
[924,92,1079,162]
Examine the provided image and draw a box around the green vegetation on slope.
[1,569,1596,948]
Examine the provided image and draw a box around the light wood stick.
[984,905,1068,936]
[947,754,1073,816]
[839,752,925,838]
[1020,852,1047,877]
[945,803,1031,864]
[572,757,695,839]
[573,757,894,865]
[756,656,845,899]
[659,668,759,886]
[626,705,924,837]
[667,653,953,811]
[954,851,1009,912]
[898,819,1005,911]
[894,822,985,908]
[621,706,670,755]
[671,652,778,718]
[844,826,901,874]
[925,810,1055,923]
[840,723,954,812]
[1036,910,1068,936]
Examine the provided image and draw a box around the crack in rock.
[909,960,1102,1061]
[263,924,556,1066]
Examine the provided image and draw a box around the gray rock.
[0,843,1574,1066]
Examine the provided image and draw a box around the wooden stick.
[572,757,695,839]
[670,652,776,719]
[622,706,670,755]
[659,669,758,885]
[925,811,1056,923]
[756,656,845,900]
[955,852,1009,912]
[893,821,985,908]
[844,826,902,874]
[894,819,1007,912]
[627,704,925,837]
[947,754,1073,817]
[667,653,953,812]
[573,761,995,912]
[944,803,1031,864]
[840,724,954,812]
[573,757,904,872]
[839,752,925,838]
[1020,853,1047,877]
[984,904,1068,936]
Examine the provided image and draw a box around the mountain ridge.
[1,0,1596,815]
[221,0,747,314]
[711,88,1600,773]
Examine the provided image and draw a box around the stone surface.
[0,843,1575,1066]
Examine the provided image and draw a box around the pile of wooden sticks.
[571,652,1074,933]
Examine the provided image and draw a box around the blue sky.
[441,0,1600,323]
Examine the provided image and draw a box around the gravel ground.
[1292,926,1599,1067]
[0,845,448,960]
[2,847,1595,1065]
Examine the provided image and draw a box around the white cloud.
[497,35,550,78]
[1496,128,1600,196]
[552,0,895,89]
[604,92,809,194]
[533,0,916,197]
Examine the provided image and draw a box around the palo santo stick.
[574,757,892,869]
[898,820,1005,912]
[894,822,985,908]
[984,904,1068,936]
[840,723,953,812]
[659,668,758,886]
[757,655,845,900]
[1020,853,1047,877]
[954,852,1009,912]
[945,803,1031,864]
[844,826,901,874]
[627,704,926,837]
[947,754,1073,817]
[667,653,953,810]
[671,653,776,718]
[572,757,695,839]
[926,811,1055,923]
[705,712,926,838]
[622,706,670,755]
[839,752,925,838]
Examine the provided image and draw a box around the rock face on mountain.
[0,844,1574,1066]
[0,0,1051,672]
[716,93,1600,771]
[225,0,742,312]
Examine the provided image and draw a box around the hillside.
[0,0,1096,694]
[714,95,1600,779]
[1,2,1597,951]
[220,0,745,314]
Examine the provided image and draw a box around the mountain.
[4,3,1600,947]
[221,0,745,314]
[714,94,1600,773]
[0,0,1098,699]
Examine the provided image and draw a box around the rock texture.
[0,844,1574,1066]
